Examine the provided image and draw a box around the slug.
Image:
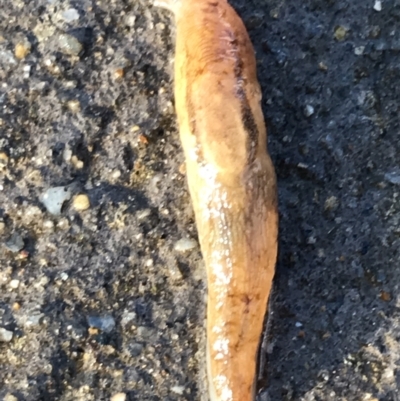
[153,0,278,400]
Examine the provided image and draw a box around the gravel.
[72,193,91,211]
[0,327,13,342]
[4,233,24,253]
[174,238,198,253]
[56,33,83,56]
[87,315,116,333]
[1,0,400,400]
[40,186,72,215]
[61,8,80,23]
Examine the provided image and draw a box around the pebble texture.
[0,0,400,400]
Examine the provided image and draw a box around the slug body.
[154,1,278,400]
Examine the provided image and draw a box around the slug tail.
[188,158,278,401]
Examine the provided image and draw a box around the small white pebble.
[9,279,20,289]
[307,236,317,244]
[3,393,17,401]
[63,146,72,162]
[39,276,49,286]
[304,104,314,117]
[145,259,153,267]
[174,238,197,253]
[26,205,42,217]
[297,162,309,169]
[67,99,81,113]
[137,209,151,220]
[40,186,72,215]
[111,393,126,401]
[0,49,17,66]
[62,8,80,22]
[64,80,77,88]
[43,220,54,229]
[112,169,121,179]
[295,321,303,328]
[354,46,365,56]
[125,15,136,27]
[171,386,185,395]
[324,196,339,211]
[383,367,394,379]
[23,65,31,78]
[60,272,69,281]
[0,328,13,342]
[373,0,382,11]
[120,310,136,326]
[57,217,70,230]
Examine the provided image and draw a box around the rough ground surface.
[0,0,400,400]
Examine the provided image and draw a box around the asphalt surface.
[1,0,400,400]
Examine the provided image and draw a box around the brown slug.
[153,0,278,400]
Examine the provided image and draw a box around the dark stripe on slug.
[182,39,197,135]
[241,99,259,163]
[184,75,207,162]
[229,33,259,163]
[184,56,197,135]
